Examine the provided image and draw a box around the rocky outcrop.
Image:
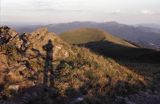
[25,28,72,60]
[0,26,17,44]
[0,27,76,99]
[0,26,22,48]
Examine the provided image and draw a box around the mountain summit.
[0,26,149,103]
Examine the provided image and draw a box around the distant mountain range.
[10,21,160,50]
[137,24,160,31]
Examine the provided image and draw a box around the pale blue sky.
[0,0,160,24]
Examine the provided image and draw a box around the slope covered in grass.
[60,28,136,47]
[60,28,160,62]
[0,27,148,103]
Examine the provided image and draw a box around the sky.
[0,0,160,25]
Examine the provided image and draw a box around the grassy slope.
[3,27,160,104]
[60,28,136,47]
[0,27,147,98]
[59,28,160,62]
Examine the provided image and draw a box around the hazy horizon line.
[1,20,160,27]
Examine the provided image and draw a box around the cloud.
[140,10,153,15]
[29,0,84,12]
[111,9,121,14]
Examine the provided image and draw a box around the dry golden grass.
[60,28,136,47]
[53,46,147,96]
[0,27,152,103]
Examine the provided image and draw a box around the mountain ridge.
[60,28,137,48]
[0,26,151,104]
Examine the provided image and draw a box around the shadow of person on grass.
[43,40,54,87]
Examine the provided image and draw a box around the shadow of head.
[43,39,54,51]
